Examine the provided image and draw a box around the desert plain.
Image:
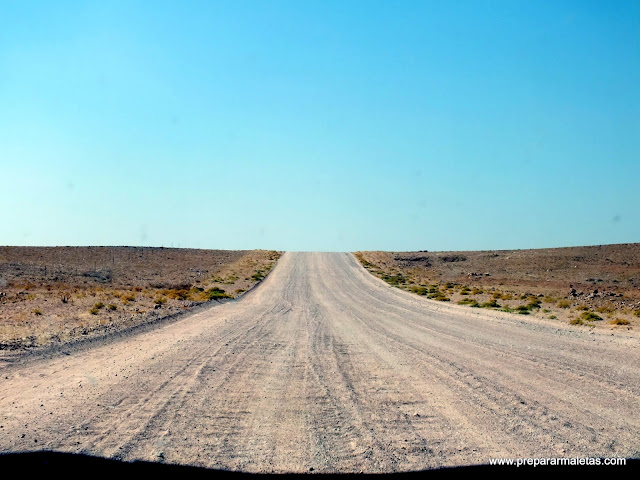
[0,244,638,472]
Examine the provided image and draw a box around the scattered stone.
[441,255,467,263]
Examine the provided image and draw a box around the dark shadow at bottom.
[0,451,637,478]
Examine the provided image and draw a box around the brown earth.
[355,243,640,329]
[0,247,281,349]
[0,252,638,472]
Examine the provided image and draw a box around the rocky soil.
[0,246,281,349]
[355,243,640,330]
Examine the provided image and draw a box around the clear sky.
[1,0,638,252]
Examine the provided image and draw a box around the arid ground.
[0,247,281,350]
[1,252,638,472]
[355,243,640,330]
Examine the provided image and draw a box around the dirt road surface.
[1,252,639,472]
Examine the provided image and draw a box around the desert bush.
[252,270,266,282]
[162,288,190,301]
[427,289,442,299]
[569,318,584,325]
[526,298,542,310]
[557,299,571,309]
[610,318,630,325]
[202,287,231,300]
[481,299,501,308]
[154,297,167,305]
[93,302,105,309]
[575,305,589,311]
[410,286,428,295]
[383,273,405,286]
[515,305,531,314]
[458,298,479,307]
[543,296,557,304]
[580,311,602,322]
[32,309,42,316]
[549,315,557,319]
[471,288,483,295]
[107,304,117,311]
[595,305,615,314]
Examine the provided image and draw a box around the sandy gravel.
[1,252,639,472]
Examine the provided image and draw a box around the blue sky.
[1,0,638,252]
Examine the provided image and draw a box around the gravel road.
[1,252,639,472]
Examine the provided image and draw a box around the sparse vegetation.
[458,298,479,307]
[580,311,603,322]
[610,318,630,325]
[204,287,232,300]
[481,299,501,308]
[383,273,406,286]
[596,304,615,315]
[251,270,266,282]
[0,247,283,349]
[353,246,639,330]
[121,292,136,304]
[432,294,450,302]
[524,298,542,311]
